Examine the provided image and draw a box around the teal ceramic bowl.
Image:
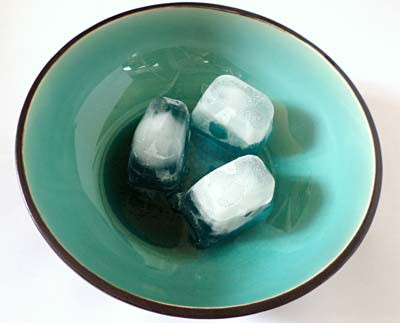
[16,3,382,318]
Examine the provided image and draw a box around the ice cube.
[192,75,274,150]
[182,155,275,248]
[128,97,190,190]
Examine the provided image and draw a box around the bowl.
[16,3,382,318]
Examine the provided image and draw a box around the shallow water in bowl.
[92,47,322,252]
[97,46,279,249]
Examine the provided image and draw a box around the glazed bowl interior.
[20,5,377,311]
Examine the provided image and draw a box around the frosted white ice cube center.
[188,155,275,235]
[192,75,274,149]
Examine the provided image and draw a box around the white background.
[2,0,399,322]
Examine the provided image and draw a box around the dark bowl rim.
[15,2,382,319]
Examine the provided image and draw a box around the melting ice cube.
[128,97,190,190]
[183,155,275,248]
[192,75,274,150]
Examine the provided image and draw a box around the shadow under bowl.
[16,3,381,319]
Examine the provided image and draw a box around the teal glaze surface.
[22,7,376,307]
